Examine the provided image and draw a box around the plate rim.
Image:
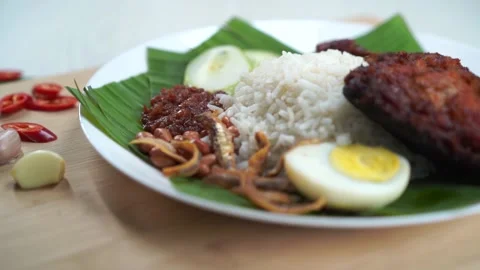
[79,18,480,229]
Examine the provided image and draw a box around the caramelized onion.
[236,173,326,214]
[247,132,270,175]
[130,137,186,163]
[163,141,201,177]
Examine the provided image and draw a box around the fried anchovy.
[197,112,236,169]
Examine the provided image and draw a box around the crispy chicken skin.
[315,39,370,57]
[343,52,480,170]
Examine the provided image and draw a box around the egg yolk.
[330,144,400,182]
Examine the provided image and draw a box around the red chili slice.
[32,83,63,100]
[0,70,22,82]
[26,96,77,111]
[1,122,57,143]
[0,92,31,114]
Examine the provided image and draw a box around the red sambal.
[142,85,224,137]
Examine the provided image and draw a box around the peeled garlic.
[0,128,22,165]
[11,150,65,189]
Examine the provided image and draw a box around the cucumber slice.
[244,49,280,68]
[184,45,250,93]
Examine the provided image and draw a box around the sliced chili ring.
[0,92,31,114]
[26,96,77,111]
[32,83,63,100]
[0,70,22,82]
[1,122,57,143]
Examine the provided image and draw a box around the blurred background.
[1,0,478,77]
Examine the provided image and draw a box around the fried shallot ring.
[238,173,327,215]
[203,166,241,189]
[247,132,271,175]
[130,137,187,163]
[242,190,293,204]
[265,156,284,177]
[203,166,296,192]
[254,176,297,193]
[232,189,303,204]
[162,141,201,177]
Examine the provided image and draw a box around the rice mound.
[218,50,431,177]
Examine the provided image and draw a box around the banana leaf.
[66,15,480,216]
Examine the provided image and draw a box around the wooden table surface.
[2,21,480,270]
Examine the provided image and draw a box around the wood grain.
[1,24,480,270]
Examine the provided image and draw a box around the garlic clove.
[0,128,22,165]
[11,150,65,189]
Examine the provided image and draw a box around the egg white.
[284,142,411,211]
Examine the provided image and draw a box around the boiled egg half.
[284,142,410,211]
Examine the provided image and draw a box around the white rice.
[219,50,432,178]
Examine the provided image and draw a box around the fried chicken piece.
[343,52,480,170]
[315,39,370,57]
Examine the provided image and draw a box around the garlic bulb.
[0,128,22,165]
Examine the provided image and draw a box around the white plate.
[80,19,480,228]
